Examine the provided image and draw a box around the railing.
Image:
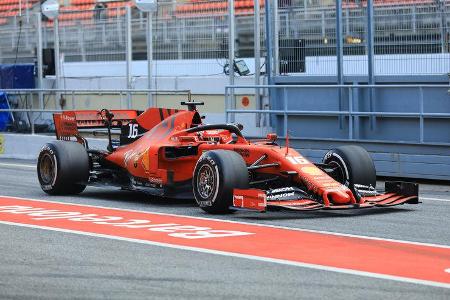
[0,88,191,134]
[0,2,448,76]
[225,84,450,145]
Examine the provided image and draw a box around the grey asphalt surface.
[0,158,449,299]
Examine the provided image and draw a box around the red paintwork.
[233,189,267,211]
[55,106,414,207]
[101,108,356,206]
[0,197,447,286]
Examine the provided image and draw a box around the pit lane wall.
[0,133,107,160]
[268,75,450,181]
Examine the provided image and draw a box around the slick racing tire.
[323,145,376,191]
[193,150,249,214]
[37,141,89,195]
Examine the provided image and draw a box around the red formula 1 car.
[37,102,419,214]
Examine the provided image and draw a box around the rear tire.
[37,141,90,195]
[193,150,249,214]
[323,145,376,190]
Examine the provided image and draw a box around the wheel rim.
[196,164,216,199]
[329,161,346,185]
[39,153,56,185]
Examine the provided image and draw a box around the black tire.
[37,141,90,195]
[322,145,376,190]
[193,150,249,214]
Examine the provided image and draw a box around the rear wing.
[53,110,139,145]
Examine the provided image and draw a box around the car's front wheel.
[323,145,376,191]
[193,150,249,214]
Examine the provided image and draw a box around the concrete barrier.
[0,133,108,160]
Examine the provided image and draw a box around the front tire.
[193,150,249,214]
[37,141,90,195]
[323,145,376,191]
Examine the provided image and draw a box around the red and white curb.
[0,196,449,289]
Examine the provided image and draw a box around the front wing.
[232,181,419,212]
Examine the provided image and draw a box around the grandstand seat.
[174,0,271,19]
[71,0,96,5]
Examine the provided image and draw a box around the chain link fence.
[277,0,450,76]
[0,14,39,64]
[0,1,448,76]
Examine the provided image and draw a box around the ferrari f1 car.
[37,101,419,213]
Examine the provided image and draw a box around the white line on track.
[421,197,450,202]
[0,162,35,169]
[2,162,450,203]
[0,220,449,290]
[2,195,450,250]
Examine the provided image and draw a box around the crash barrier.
[0,133,108,160]
[225,84,450,180]
[0,89,191,134]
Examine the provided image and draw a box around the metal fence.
[0,1,448,76]
[0,88,191,134]
[49,7,128,62]
[225,84,450,145]
[0,14,39,64]
[224,83,450,180]
[276,0,450,75]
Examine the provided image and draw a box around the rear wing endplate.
[53,110,139,146]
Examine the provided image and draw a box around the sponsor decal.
[267,192,296,200]
[204,156,217,166]
[59,111,78,136]
[233,148,250,158]
[148,177,163,185]
[269,187,294,193]
[124,149,145,169]
[324,150,333,161]
[301,166,323,176]
[123,150,134,167]
[141,150,150,171]
[241,96,250,107]
[197,200,212,207]
[286,156,310,165]
[41,184,53,191]
[0,134,4,154]
[0,204,252,240]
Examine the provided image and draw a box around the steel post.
[254,0,261,125]
[54,18,61,109]
[265,0,273,85]
[147,12,153,107]
[439,0,447,53]
[348,86,353,140]
[126,6,132,108]
[273,0,279,76]
[419,87,424,143]
[336,0,344,129]
[36,14,44,110]
[367,0,376,129]
[228,0,235,122]
[283,88,288,137]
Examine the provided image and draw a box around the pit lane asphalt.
[0,158,449,299]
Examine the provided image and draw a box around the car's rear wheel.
[37,141,89,195]
[193,150,249,214]
[323,145,376,191]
